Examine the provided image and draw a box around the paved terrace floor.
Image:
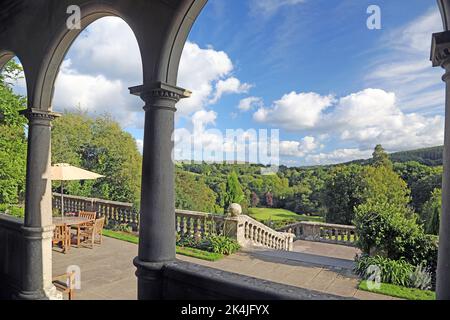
[53,237,399,300]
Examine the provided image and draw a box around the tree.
[421,188,441,235]
[265,191,273,207]
[52,112,142,207]
[410,168,442,212]
[0,60,27,205]
[223,171,245,211]
[251,191,259,207]
[323,165,365,224]
[175,169,218,213]
[361,165,411,216]
[372,144,392,169]
[354,201,431,263]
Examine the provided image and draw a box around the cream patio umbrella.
[51,163,104,216]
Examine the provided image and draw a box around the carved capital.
[432,32,450,68]
[129,82,191,112]
[19,109,61,126]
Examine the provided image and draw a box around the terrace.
[1,0,450,300]
[53,231,399,300]
[50,193,383,299]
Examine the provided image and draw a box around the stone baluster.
[179,216,185,239]
[193,217,199,239]
[199,218,205,238]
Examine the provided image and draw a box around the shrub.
[354,201,422,259]
[0,203,24,218]
[354,255,415,287]
[176,234,240,256]
[105,221,133,233]
[409,264,432,290]
[354,255,433,289]
[262,218,297,230]
[201,235,241,255]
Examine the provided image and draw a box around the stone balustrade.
[52,193,139,230]
[240,215,294,250]
[0,214,24,299]
[278,221,358,246]
[175,209,294,251]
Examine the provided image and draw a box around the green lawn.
[248,207,324,223]
[359,280,436,300]
[102,229,223,261]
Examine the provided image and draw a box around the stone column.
[432,31,450,300]
[130,82,190,300]
[16,109,61,300]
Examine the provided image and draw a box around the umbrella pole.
[61,181,64,217]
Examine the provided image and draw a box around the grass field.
[102,229,223,261]
[248,207,324,223]
[358,280,435,300]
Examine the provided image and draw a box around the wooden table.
[53,217,94,248]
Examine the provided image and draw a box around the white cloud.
[191,110,217,132]
[238,96,264,112]
[210,77,252,104]
[332,89,444,151]
[176,43,251,117]
[136,139,143,154]
[251,0,305,16]
[253,91,335,130]
[305,149,373,165]
[366,8,444,113]
[279,136,318,157]
[256,88,444,157]
[54,59,141,128]
[66,17,142,83]
[52,17,249,129]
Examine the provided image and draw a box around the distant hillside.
[346,146,443,167]
[390,146,443,166]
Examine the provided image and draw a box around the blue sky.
[9,0,447,166]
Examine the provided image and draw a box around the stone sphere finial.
[228,203,242,217]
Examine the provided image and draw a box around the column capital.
[431,31,450,69]
[19,108,61,126]
[129,82,191,111]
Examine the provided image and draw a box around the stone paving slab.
[53,237,398,300]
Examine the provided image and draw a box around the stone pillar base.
[133,257,167,300]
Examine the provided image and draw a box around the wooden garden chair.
[78,211,96,220]
[53,224,70,253]
[78,217,105,248]
[72,211,97,247]
[52,271,76,300]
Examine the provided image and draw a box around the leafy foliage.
[177,234,240,256]
[224,171,245,211]
[372,144,393,169]
[0,60,27,205]
[420,188,441,235]
[0,203,24,218]
[51,112,142,207]
[354,255,415,287]
[354,255,433,290]
[175,169,219,213]
[323,164,365,224]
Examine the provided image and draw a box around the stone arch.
[156,0,208,85]
[0,50,30,99]
[33,3,142,111]
[0,50,16,69]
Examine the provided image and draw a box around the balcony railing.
[54,194,360,249]
[277,221,358,246]
[176,209,294,251]
[52,193,139,230]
